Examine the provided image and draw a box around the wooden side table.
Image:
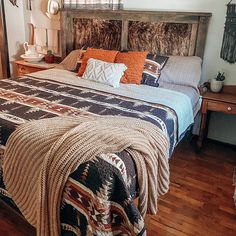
[197,87,236,150]
[15,60,58,76]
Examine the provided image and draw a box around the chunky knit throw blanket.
[3,115,170,236]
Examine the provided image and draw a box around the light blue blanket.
[116,85,194,138]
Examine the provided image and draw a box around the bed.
[0,9,211,236]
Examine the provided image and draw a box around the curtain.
[62,0,123,10]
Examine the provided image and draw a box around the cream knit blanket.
[3,115,170,236]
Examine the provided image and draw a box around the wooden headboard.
[60,9,212,59]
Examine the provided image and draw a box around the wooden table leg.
[197,112,207,151]
[197,99,210,153]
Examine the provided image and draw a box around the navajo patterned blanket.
[0,75,177,235]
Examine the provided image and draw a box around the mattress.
[0,69,195,235]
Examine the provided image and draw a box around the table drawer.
[17,65,44,76]
[208,101,236,115]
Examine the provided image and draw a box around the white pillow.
[82,58,127,88]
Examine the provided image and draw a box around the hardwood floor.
[147,139,236,236]
[0,139,236,236]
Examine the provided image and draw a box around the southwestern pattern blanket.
[0,75,177,235]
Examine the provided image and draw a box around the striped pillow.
[158,56,202,90]
[74,49,86,72]
[141,54,169,87]
[58,49,86,72]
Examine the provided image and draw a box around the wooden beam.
[62,9,209,23]
[60,9,212,18]
[189,23,198,56]
[121,20,128,51]
[195,16,211,58]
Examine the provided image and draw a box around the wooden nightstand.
[15,60,58,76]
[197,87,236,150]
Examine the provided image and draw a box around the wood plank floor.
[0,139,236,236]
[147,139,236,236]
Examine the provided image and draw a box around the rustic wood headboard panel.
[73,18,122,50]
[127,21,192,55]
[60,9,212,59]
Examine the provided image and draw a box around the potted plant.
[44,49,54,64]
[210,71,225,93]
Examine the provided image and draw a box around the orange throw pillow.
[115,51,148,84]
[78,48,118,77]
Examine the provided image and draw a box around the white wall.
[29,0,60,30]
[4,0,26,73]
[27,0,60,54]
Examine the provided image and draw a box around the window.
[62,0,123,10]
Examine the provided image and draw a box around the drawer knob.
[228,107,232,111]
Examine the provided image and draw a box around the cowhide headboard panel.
[60,9,212,59]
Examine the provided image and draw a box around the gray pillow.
[159,56,202,90]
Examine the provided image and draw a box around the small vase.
[44,54,54,64]
[210,79,223,93]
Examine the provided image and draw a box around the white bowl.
[20,54,44,62]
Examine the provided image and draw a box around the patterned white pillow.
[82,58,127,88]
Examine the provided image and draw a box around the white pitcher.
[23,42,39,57]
